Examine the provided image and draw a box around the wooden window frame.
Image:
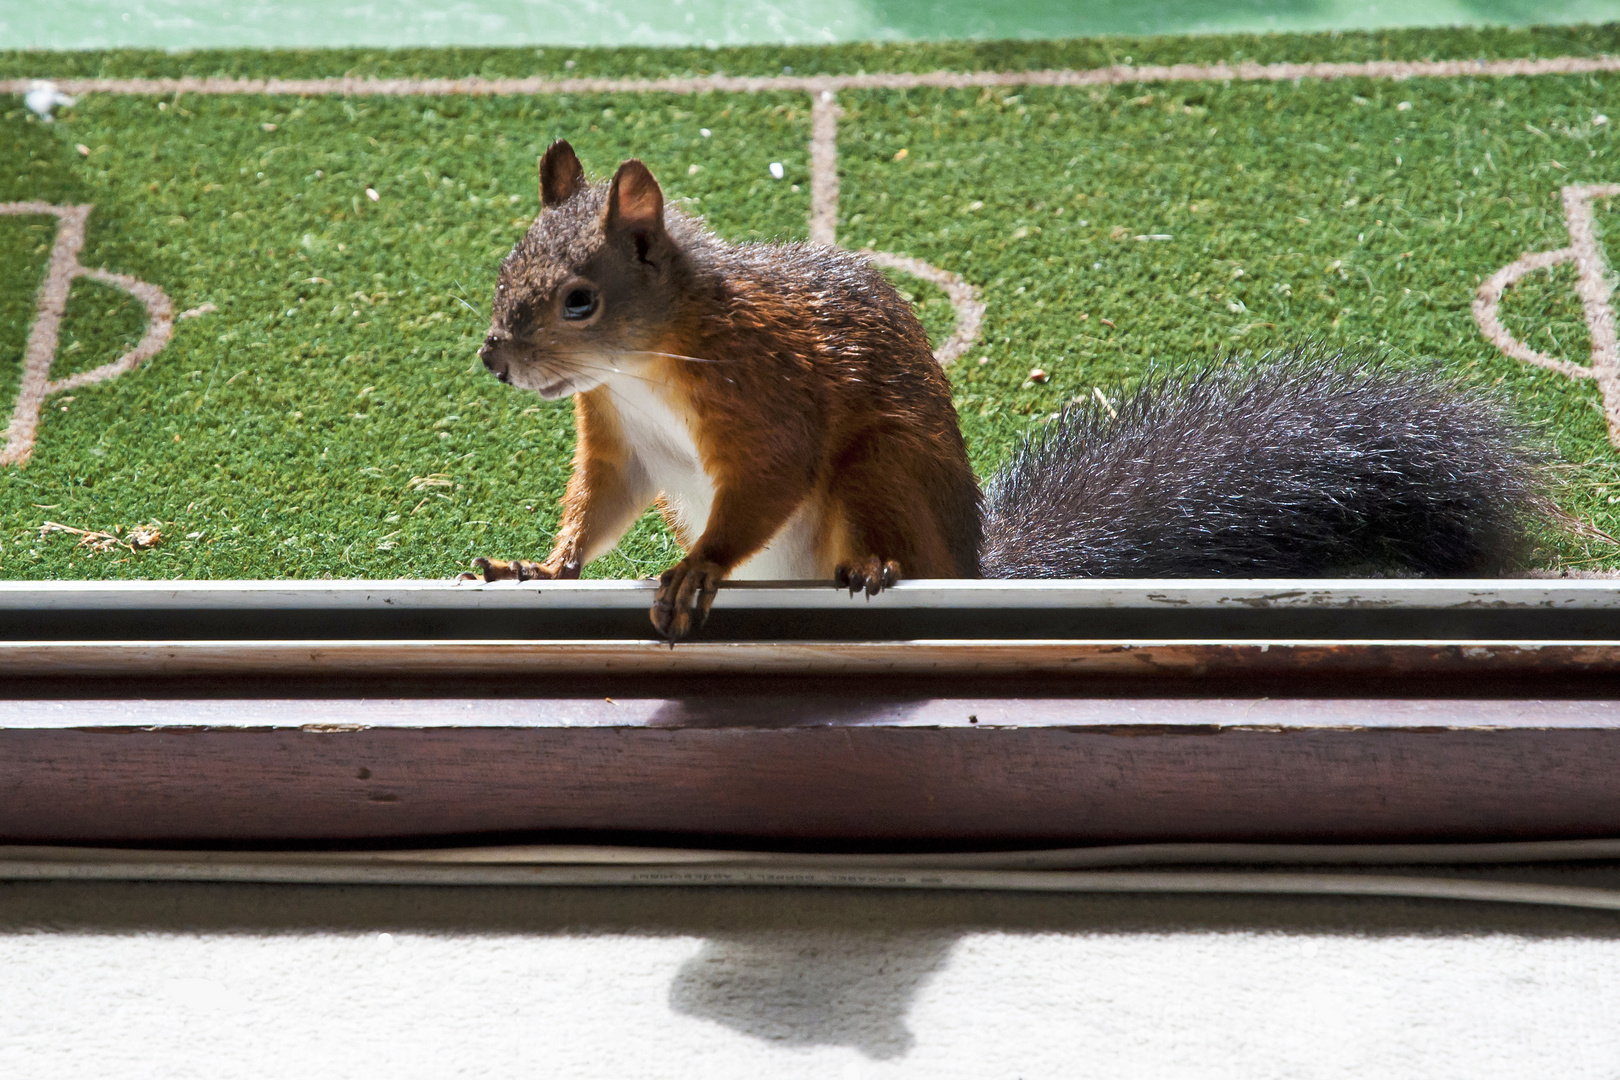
[3,578,1619,847]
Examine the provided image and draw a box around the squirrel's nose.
[480,335,511,383]
[478,335,499,366]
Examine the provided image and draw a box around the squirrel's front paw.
[835,556,902,598]
[651,556,725,641]
[462,557,554,582]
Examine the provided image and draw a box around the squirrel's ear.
[605,159,665,239]
[539,139,585,209]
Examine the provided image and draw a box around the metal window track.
[3,577,1620,676]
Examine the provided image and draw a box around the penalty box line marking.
[7,51,1614,459]
[0,202,211,467]
[1474,185,1620,449]
[14,53,1619,369]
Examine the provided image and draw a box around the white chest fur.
[605,377,821,580]
[608,378,713,541]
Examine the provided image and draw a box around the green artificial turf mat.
[6,29,1620,579]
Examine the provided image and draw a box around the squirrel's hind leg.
[824,437,976,593]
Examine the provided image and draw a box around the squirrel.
[467,139,1549,640]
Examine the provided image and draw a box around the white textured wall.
[3,882,1620,1078]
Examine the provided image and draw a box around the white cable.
[2,861,1619,911]
[5,841,1620,912]
[11,837,1620,870]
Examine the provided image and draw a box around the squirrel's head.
[479,139,686,399]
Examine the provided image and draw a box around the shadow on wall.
[668,931,957,1060]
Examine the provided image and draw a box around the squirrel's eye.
[562,287,600,321]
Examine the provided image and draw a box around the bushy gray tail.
[980,353,1551,578]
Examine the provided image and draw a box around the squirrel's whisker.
[612,349,729,365]
[522,360,683,419]
[555,359,671,388]
[451,279,488,319]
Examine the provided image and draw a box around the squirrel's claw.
[652,556,723,641]
[835,557,902,598]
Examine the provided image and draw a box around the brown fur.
[470,140,981,639]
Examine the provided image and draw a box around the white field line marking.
[0,202,177,467]
[1,202,90,466]
[1473,184,1620,448]
[8,53,1620,98]
[808,89,841,248]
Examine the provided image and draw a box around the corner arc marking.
[806,90,984,367]
[1471,247,1589,380]
[860,250,986,367]
[48,269,173,394]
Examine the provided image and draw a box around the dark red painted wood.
[5,697,1620,845]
